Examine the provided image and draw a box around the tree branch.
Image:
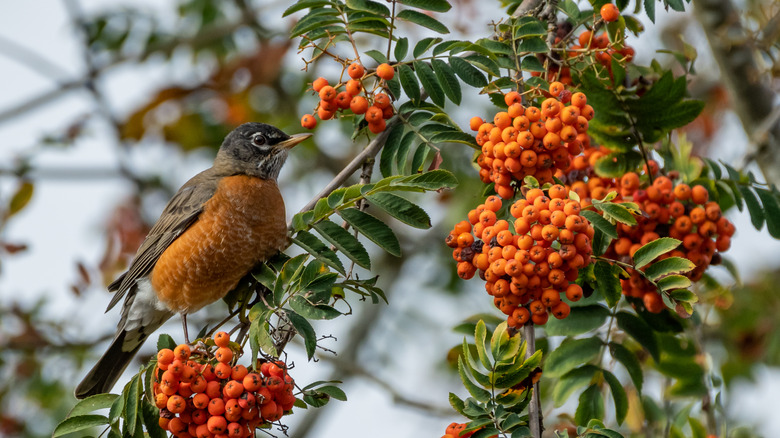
[692,0,780,185]
[524,324,543,437]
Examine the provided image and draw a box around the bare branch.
[524,324,543,437]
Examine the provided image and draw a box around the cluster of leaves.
[580,69,705,178]
[450,320,542,437]
[245,170,459,360]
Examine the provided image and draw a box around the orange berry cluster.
[573,168,736,313]
[446,189,594,327]
[153,332,296,438]
[574,29,634,68]
[470,84,595,199]
[537,26,635,85]
[301,62,395,133]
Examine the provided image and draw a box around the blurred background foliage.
[0,0,778,437]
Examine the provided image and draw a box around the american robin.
[75,122,310,399]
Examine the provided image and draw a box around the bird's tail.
[74,330,144,399]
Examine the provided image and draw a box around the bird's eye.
[251,133,267,146]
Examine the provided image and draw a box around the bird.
[75,122,310,399]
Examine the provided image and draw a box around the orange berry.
[494,111,512,129]
[374,93,391,109]
[317,106,335,120]
[207,415,228,434]
[691,185,709,204]
[345,79,362,96]
[565,283,583,301]
[312,77,328,92]
[335,91,352,109]
[215,362,232,379]
[541,98,561,117]
[231,365,249,381]
[485,195,503,212]
[301,114,317,129]
[643,292,664,313]
[167,394,186,414]
[157,348,174,366]
[368,119,386,133]
[551,301,570,319]
[508,103,524,118]
[350,96,369,114]
[190,375,207,393]
[376,63,395,80]
[549,81,565,97]
[505,91,522,106]
[469,116,484,131]
[215,347,233,364]
[173,344,191,361]
[318,85,337,101]
[571,92,587,108]
[168,418,187,435]
[347,62,365,79]
[600,3,619,22]
[365,106,383,123]
[531,311,549,325]
[155,392,169,409]
[224,380,244,399]
[673,183,691,201]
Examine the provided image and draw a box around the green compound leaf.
[285,309,317,359]
[617,311,659,361]
[53,415,110,437]
[399,0,452,12]
[458,356,492,402]
[545,304,610,336]
[632,237,682,269]
[449,56,488,87]
[603,370,628,425]
[431,58,462,105]
[414,60,445,106]
[312,220,371,269]
[552,365,600,407]
[644,256,695,282]
[544,337,603,378]
[396,9,449,33]
[338,208,401,257]
[365,192,432,228]
[609,342,643,393]
[595,260,623,308]
[575,384,605,425]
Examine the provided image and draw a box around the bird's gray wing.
[105,168,221,311]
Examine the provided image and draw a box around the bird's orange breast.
[151,175,287,313]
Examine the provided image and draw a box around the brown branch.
[511,0,545,18]
[692,0,780,185]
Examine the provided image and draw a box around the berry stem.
[385,1,396,61]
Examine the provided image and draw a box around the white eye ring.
[251,133,266,146]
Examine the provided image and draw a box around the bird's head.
[215,122,311,180]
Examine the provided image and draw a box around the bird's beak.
[277,133,312,150]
